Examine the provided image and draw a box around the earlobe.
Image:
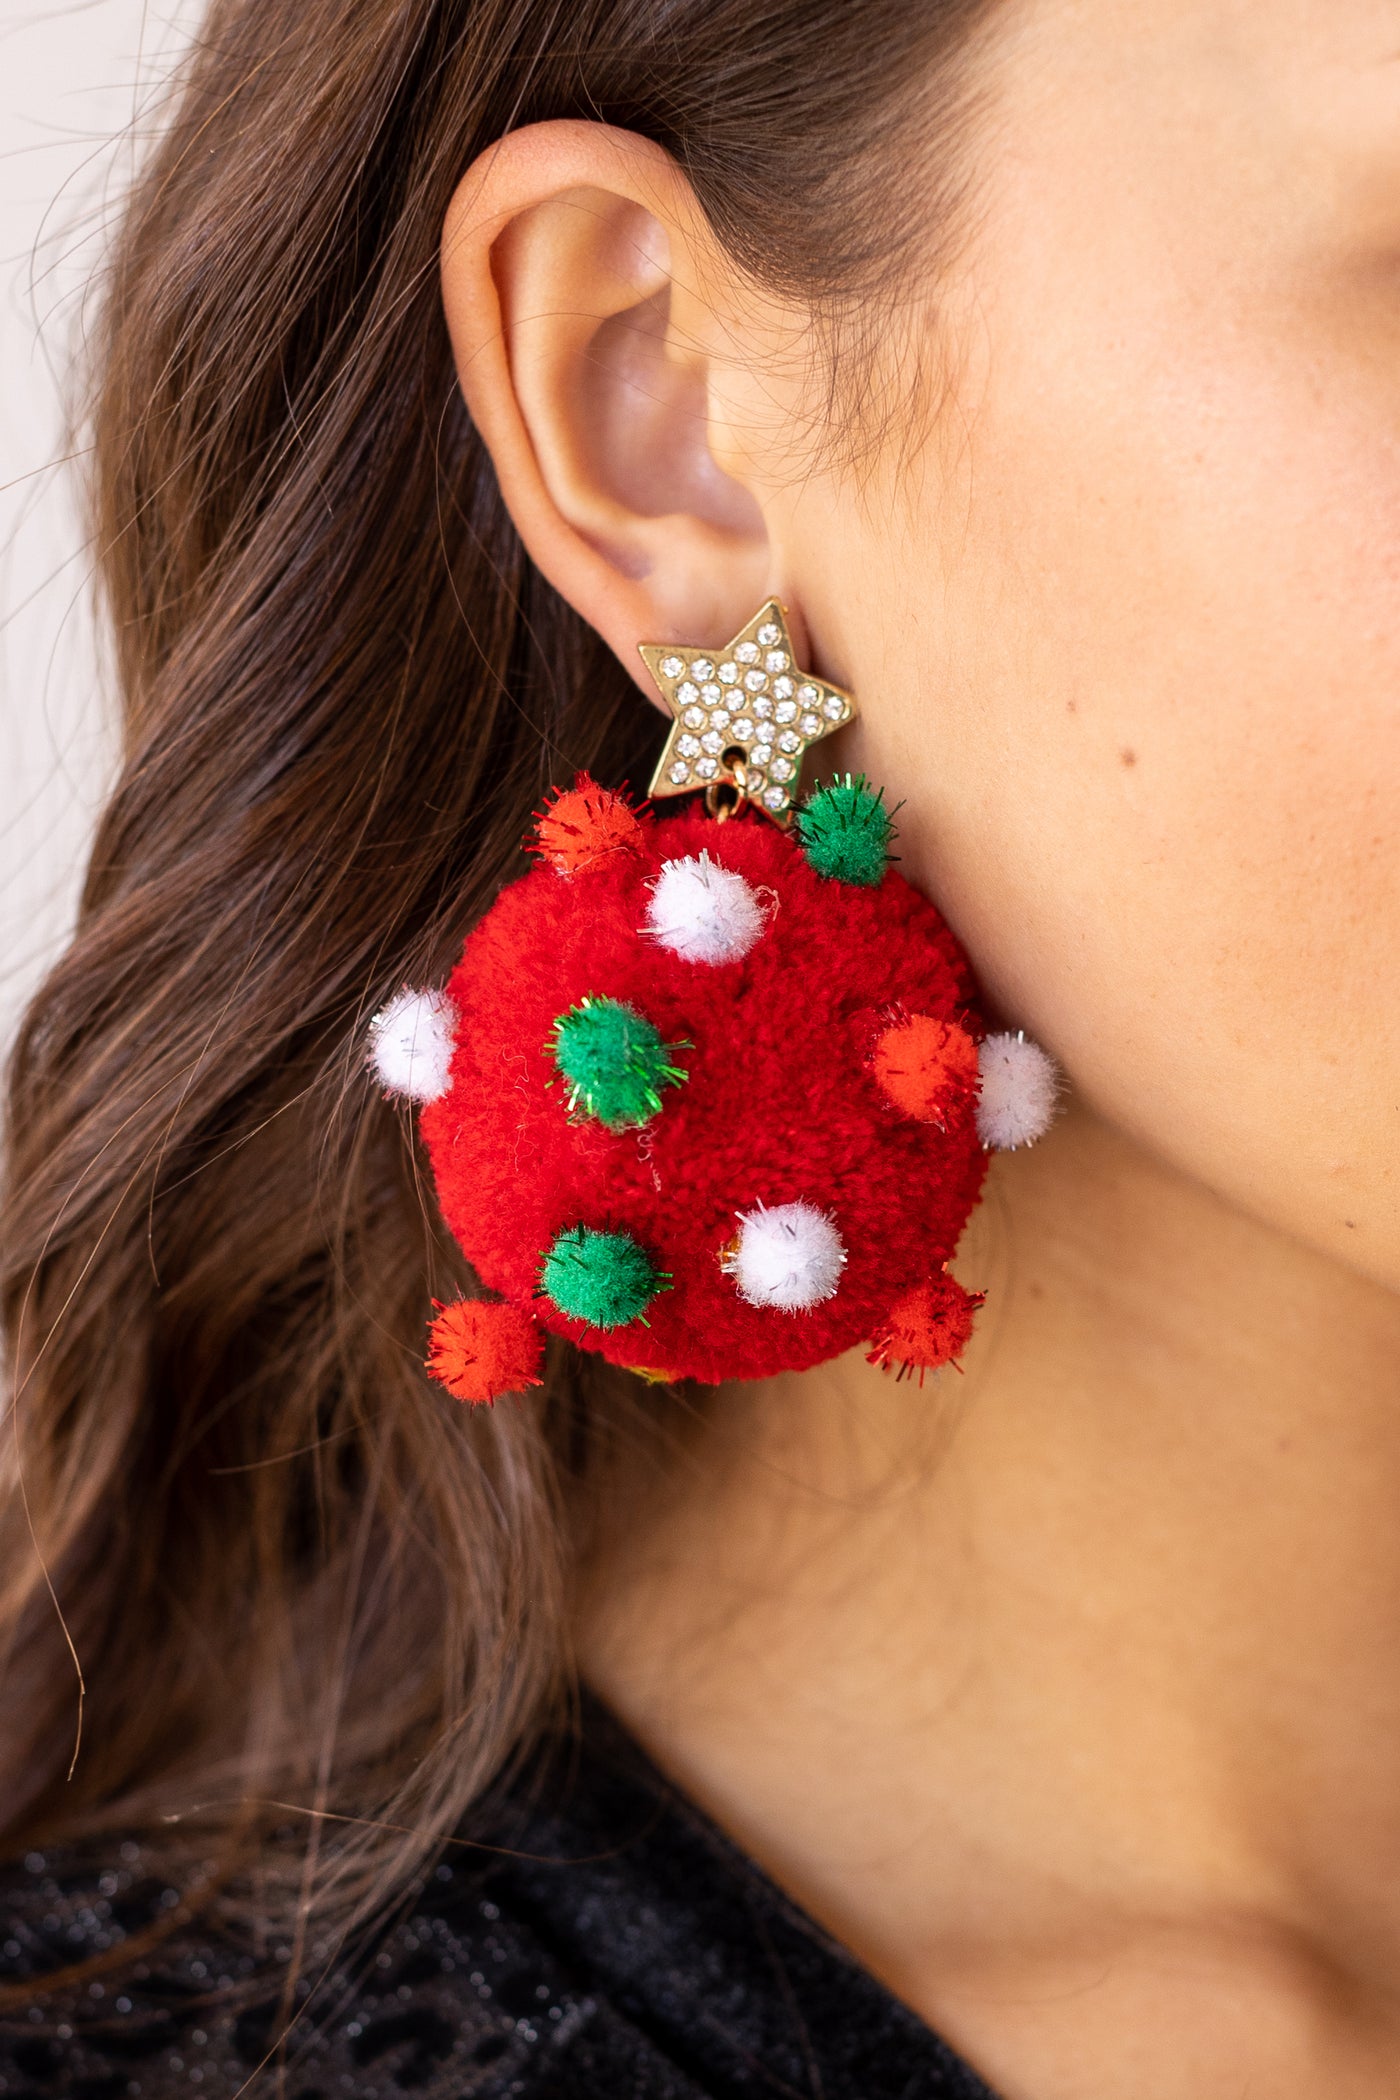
[440,122,778,695]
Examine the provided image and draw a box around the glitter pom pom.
[871,1011,979,1125]
[426,1298,545,1404]
[368,986,457,1102]
[796,773,894,887]
[643,851,768,965]
[723,1200,846,1312]
[976,1031,1060,1149]
[548,995,689,1129]
[530,773,646,876]
[539,1225,669,1329]
[866,1273,984,1382]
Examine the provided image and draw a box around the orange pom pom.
[866,1273,985,1384]
[426,1298,544,1405]
[529,773,646,876]
[870,1010,979,1126]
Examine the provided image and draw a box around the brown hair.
[1,0,992,1963]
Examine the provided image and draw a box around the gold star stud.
[640,600,858,825]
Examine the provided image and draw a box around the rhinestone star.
[639,600,857,823]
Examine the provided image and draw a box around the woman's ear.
[441,121,798,699]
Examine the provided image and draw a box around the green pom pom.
[538,1224,669,1329]
[796,773,894,887]
[548,995,689,1129]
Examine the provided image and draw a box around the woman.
[4,0,1399,2092]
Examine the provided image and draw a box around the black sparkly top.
[0,1701,1000,2098]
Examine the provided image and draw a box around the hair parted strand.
[0,0,994,1972]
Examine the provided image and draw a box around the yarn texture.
[420,792,991,1384]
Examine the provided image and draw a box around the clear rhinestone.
[668,760,690,785]
[743,668,767,693]
[660,655,685,680]
[695,755,719,779]
[718,661,739,685]
[690,658,714,680]
[763,785,788,811]
[700,682,722,704]
[775,699,798,724]
[769,755,795,783]
[700,728,724,755]
[757,622,781,647]
[799,711,821,736]
[798,683,819,704]
[676,681,700,707]
[708,707,731,729]
[764,651,790,674]
[730,716,755,741]
[735,640,760,664]
[753,694,774,718]
[681,706,705,729]
[772,675,794,700]
[777,729,801,753]
[822,695,846,721]
[677,733,701,758]
[750,742,773,766]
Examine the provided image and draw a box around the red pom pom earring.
[369,601,1059,1401]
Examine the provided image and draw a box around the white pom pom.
[976,1030,1059,1149]
[368,986,458,1102]
[643,851,767,965]
[724,1200,846,1312]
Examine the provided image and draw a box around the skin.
[441,3,1400,2092]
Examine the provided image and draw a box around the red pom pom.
[426,1299,544,1404]
[529,773,646,876]
[870,1010,979,1126]
[866,1273,985,1383]
[423,804,988,1385]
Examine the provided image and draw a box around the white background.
[0,0,196,1052]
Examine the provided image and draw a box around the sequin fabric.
[0,1703,1000,2098]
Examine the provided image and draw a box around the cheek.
[862,295,1400,1280]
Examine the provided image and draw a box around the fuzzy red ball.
[870,1010,981,1125]
[866,1274,986,1384]
[419,790,989,1385]
[529,775,644,876]
[426,1299,545,1403]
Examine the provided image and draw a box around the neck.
[579,1103,1400,2074]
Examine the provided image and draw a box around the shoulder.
[0,1828,709,2098]
[0,1706,990,2100]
